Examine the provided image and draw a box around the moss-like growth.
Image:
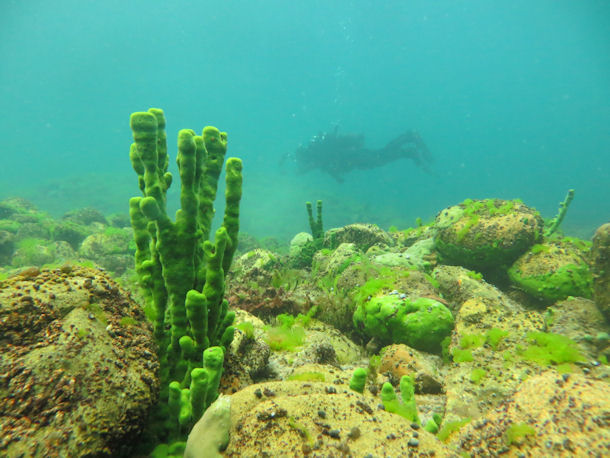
[518,332,585,372]
[485,328,509,351]
[263,309,316,352]
[459,333,486,350]
[503,422,536,446]
[236,322,255,339]
[120,316,138,327]
[452,349,474,363]
[287,372,326,382]
[437,418,471,442]
[470,368,487,383]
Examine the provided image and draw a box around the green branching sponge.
[306,200,324,240]
[545,189,575,237]
[129,108,243,450]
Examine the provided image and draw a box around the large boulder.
[0,265,158,457]
[508,239,593,303]
[434,199,544,271]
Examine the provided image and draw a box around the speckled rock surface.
[443,294,546,424]
[78,228,135,274]
[0,265,158,457]
[229,248,280,286]
[223,380,457,457]
[453,371,610,457]
[434,199,544,271]
[325,223,395,252]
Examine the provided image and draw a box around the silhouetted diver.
[289,127,434,182]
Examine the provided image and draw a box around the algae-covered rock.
[591,223,610,320]
[52,220,91,250]
[79,228,134,274]
[325,223,394,251]
[312,242,360,282]
[434,198,543,271]
[545,297,609,360]
[508,239,593,303]
[288,231,313,258]
[62,206,108,226]
[11,238,57,267]
[230,248,280,286]
[372,237,436,271]
[0,230,15,265]
[353,295,454,353]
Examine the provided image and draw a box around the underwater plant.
[544,189,575,237]
[128,108,243,454]
[290,200,324,268]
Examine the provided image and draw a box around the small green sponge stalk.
[349,368,367,393]
[380,376,420,424]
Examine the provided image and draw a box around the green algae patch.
[503,422,536,446]
[437,418,471,442]
[518,332,585,372]
[287,372,326,382]
[452,349,474,363]
[264,308,317,352]
[236,321,255,339]
[470,368,487,384]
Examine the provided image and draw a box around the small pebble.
[318,410,326,419]
[408,438,419,447]
[328,429,340,439]
[263,387,276,397]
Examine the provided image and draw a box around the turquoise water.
[1,0,608,240]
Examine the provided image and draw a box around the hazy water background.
[1,0,608,242]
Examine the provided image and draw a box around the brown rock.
[380,344,444,394]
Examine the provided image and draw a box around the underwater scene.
[1,1,609,457]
